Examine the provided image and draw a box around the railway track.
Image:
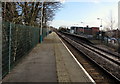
[62,32,120,59]
[57,32,120,83]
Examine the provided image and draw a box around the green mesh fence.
[2,22,10,77]
[2,22,47,78]
[42,28,47,40]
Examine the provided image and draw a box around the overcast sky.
[51,0,119,30]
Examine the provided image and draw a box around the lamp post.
[97,18,102,28]
[0,1,2,81]
[81,22,84,34]
[97,18,103,42]
[40,1,44,43]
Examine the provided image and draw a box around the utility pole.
[118,1,120,54]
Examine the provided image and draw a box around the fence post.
[8,22,12,73]
[0,1,2,81]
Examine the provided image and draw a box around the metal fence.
[2,22,47,78]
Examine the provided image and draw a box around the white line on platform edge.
[57,34,96,83]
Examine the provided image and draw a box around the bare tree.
[2,2,20,23]
[2,2,62,27]
[104,11,117,37]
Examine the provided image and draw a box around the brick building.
[70,26,99,35]
[84,27,92,35]
[91,27,100,35]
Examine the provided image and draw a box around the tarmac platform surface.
[2,32,95,83]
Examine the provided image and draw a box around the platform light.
[81,22,85,34]
[97,18,102,28]
[40,1,44,43]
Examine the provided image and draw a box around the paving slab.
[2,33,57,82]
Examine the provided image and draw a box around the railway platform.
[2,32,95,83]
